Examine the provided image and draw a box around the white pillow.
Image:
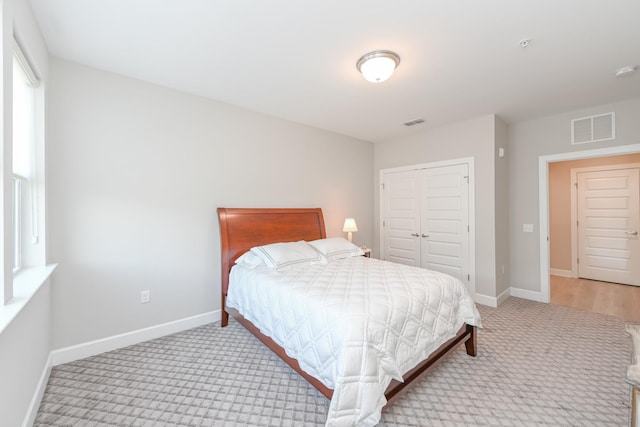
[234,250,265,268]
[308,237,364,261]
[250,241,326,270]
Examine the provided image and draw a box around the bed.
[218,207,481,426]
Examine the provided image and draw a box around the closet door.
[420,164,470,281]
[383,170,420,266]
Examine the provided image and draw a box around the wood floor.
[550,275,640,322]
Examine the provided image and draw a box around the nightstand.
[361,248,371,258]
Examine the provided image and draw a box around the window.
[12,41,40,273]
[12,176,23,271]
[0,36,51,312]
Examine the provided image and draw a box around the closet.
[381,161,472,287]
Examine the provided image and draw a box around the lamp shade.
[356,50,400,83]
[342,218,358,232]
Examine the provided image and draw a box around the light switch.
[523,224,534,233]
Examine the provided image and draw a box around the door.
[382,163,470,285]
[420,164,469,281]
[577,168,640,286]
[383,170,420,266]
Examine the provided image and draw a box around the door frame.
[538,143,640,303]
[379,157,475,296]
[570,163,640,278]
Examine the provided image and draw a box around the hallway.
[551,275,640,322]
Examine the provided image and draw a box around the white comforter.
[226,256,482,427]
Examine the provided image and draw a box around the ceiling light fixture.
[356,50,400,83]
[615,65,638,77]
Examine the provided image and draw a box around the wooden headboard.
[217,208,326,326]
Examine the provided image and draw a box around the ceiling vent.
[403,118,425,127]
[571,112,615,145]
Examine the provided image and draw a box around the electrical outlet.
[140,290,150,304]
[523,224,534,233]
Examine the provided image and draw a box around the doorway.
[540,144,640,303]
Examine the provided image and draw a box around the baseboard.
[476,286,547,308]
[496,288,511,306]
[22,353,53,427]
[474,287,511,308]
[474,293,498,308]
[550,268,573,278]
[51,310,220,366]
[509,287,546,303]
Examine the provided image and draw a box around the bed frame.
[217,207,477,408]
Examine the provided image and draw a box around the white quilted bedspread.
[226,256,481,427]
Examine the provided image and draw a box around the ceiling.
[28,0,640,143]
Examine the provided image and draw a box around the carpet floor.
[35,298,634,426]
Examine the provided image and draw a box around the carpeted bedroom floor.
[34,297,634,426]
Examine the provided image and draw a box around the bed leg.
[221,294,229,327]
[221,310,229,327]
[464,324,477,357]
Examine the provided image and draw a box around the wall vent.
[403,118,425,127]
[571,112,615,145]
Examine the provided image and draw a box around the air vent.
[403,118,425,127]
[571,112,615,144]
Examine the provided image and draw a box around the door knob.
[626,230,638,236]
[410,233,420,237]
[421,234,429,238]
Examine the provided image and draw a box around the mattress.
[226,255,482,427]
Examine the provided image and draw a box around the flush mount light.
[615,65,638,77]
[356,50,400,83]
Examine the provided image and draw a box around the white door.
[577,168,640,286]
[382,163,471,288]
[420,164,469,281]
[383,170,420,266]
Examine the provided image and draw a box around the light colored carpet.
[35,298,633,426]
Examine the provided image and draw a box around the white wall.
[508,97,640,294]
[0,0,51,425]
[0,280,51,427]
[47,58,374,350]
[494,118,509,298]
[374,114,504,301]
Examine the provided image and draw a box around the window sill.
[0,264,57,335]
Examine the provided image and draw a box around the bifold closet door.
[383,170,421,266]
[383,164,470,284]
[420,164,469,282]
